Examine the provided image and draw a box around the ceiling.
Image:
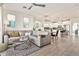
[3,3,79,22]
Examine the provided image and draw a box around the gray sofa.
[29,31,51,47]
[6,31,31,44]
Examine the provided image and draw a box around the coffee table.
[12,36,31,50]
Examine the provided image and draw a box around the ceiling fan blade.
[32,3,46,7]
[28,5,33,10]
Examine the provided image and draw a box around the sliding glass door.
[72,23,79,36]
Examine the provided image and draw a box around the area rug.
[0,43,40,56]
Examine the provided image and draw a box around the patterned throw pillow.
[9,32,20,37]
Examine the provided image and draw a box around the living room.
[0,3,79,56]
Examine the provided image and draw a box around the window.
[7,14,15,28]
[24,17,29,28]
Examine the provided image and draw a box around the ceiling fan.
[23,3,46,10]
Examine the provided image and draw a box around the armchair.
[29,31,51,47]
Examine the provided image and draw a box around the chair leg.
[51,36,54,43]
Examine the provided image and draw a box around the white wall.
[0,6,2,43]
[3,9,34,31]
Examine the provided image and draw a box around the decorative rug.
[0,43,40,56]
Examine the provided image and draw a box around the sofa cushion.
[8,32,20,37]
[19,32,25,36]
